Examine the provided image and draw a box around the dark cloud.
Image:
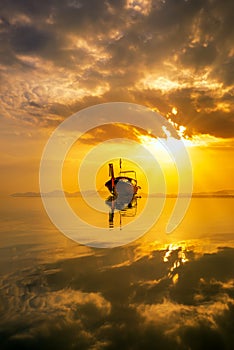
[212,56,234,86]
[0,0,53,20]
[0,0,233,138]
[10,25,52,54]
[180,43,218,70]
[75,123,169,146]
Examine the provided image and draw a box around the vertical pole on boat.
[109,163,115,195]
[119,158,122,171]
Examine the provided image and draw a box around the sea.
[0,196,234,349]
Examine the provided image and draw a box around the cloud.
[0,0,233,138]
[10,25,54,54]
[75,123,166,145]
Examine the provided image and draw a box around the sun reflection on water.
[163,244,189,284]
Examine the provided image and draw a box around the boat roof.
[106,176,137,183]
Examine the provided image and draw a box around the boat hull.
[105,177,138,197]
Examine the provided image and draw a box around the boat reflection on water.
[105,195,139,229]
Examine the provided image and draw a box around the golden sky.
[0,0,234,194]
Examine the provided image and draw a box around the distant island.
[10,190,234,198]
[10,190,108,198]
[148,190,234,198]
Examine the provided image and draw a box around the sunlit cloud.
[0,0,233,194]
[138,70,224,93]
[139,76,182,92]
[125,0,152,15]
[182,134,234,148]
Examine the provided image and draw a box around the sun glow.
[171,107,178,115]
[138,127,231,150]
[138,134,174,164]
[138,129,234,194]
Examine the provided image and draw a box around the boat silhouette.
[105,159,141,198]
[105,159,141,228]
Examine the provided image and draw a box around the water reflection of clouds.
[1,245,234,349]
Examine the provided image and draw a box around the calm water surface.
[0,196,234,349]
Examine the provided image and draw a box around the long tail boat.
[105,159,140,197]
